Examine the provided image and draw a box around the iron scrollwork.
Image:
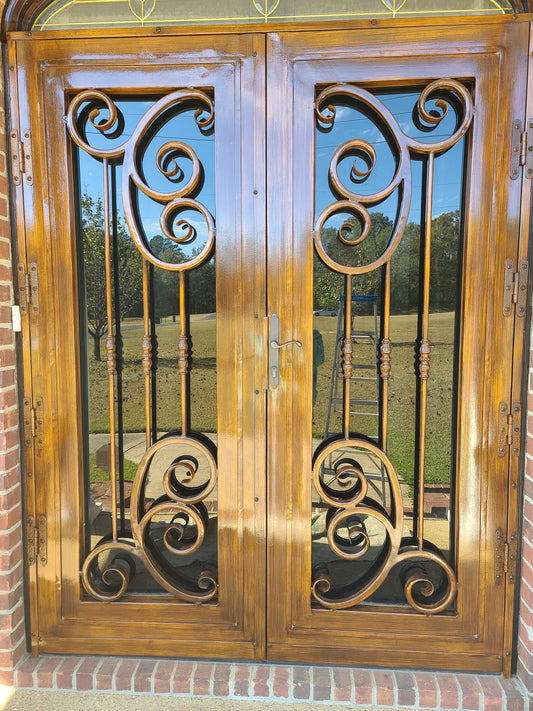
[67,89,218,602]
[312,80,473,613]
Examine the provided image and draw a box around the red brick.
[395,670,416,707]
[213,662,230,697]
[0,583,24,613]
[15,655,40,688]
[501,677,526,711]
[0,669,13,685]
[153,660,175,694]
[292,666,310,700]
[312,666,331,701]
[234,663,251,697]
[35,656,61,688]
[253,665,270,697]
[518,657,533,693]
[133,659,156,693]
[0,243,11,264]
[0,600,23,631]
[374,669,395,707]
[478,675,504,711]
[521,576,533,608]
[0,563,23,593]
[0,368,15,388]
[0,530,22,555]
[353,668,373,705]
[0,428,18,452]
[272,666,289,698]
[0,449,20,475]
[0,284,10,303]
[96,657,118,690]
[172,661,194,694]
[55,657,82,690]
[0,481,21,506]
[0,348,15,368]
[0,329,12,348]
[192,661,213,696]
[436,673,460,710]
[415,672,437,708]
[75,656,100,691]
[0,381,16,403]
[457,674,481,710]
[333,667,351,702]
[0,198,8,219]
[0,415,18,438]
[114,658,138,691]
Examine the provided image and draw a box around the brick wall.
[518,346,533,693]
[0,0,26,683]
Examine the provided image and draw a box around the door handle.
[269,314,302,389]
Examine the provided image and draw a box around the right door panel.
[266,21,528,671]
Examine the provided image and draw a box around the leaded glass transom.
[33,0,515,31]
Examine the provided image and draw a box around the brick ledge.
[3,654,529,710]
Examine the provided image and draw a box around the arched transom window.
[32,0,517,30]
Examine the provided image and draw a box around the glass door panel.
[266,22,527,671]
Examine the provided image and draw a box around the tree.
[81,194,142,360]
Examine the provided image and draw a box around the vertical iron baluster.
[178,271,189,436]
[343,275,353,439]
[380,261,392,452]
[111,165,126,533]
[417,152,435,549]
[142,259,152,449]
[103,158,118,543]
[149,264,158,444]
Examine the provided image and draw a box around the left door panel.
[11,32,266,658]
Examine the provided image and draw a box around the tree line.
[81,195,215,360]
[313,209,462,315]
[81,193,462,360]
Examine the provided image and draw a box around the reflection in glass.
[73,92,218,600]
[312,83,468,612]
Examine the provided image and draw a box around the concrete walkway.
[0,689,398,710]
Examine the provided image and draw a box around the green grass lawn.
[88,312,455,489]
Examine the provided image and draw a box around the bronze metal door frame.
[8,15,532,673]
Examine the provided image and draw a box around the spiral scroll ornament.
[66,88,216,272]
[312,438,457,613]
[69,88,219,602]
[311,80,469,614]
[82,435,218,602]
[314,80,473,274]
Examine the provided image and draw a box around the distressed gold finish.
[10,14,529,672]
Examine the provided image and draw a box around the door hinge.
[495,529,518,584]
[26,515,36,565]
[503,259,528,318]
[17,261,39,316]
[498,402,521,458]
[10,129,33,186]
[26,515,47,567]
[511,118,533,179]
[23,396,43,449]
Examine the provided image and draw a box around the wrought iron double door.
[12,18,530,672]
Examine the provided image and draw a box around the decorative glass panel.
[311,80,472,612]
[71,89,219,602]
[33,0,514,31]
